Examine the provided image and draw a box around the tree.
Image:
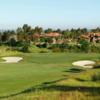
[91,27,100,33]
[1,31,9,42]
[8,38,16,47]
[16,27,24,41]
[62,30,71,38]
[55,29,62,33]
[20,41,30,53]
[45,28,53,33]
[16,24,32,42]
[23,24,31,33]
[81,28,88,34]
[0,32,2,45]
[34,26,43,34]
[79,39,90,53]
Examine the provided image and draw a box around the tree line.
[0,24,100,53]
[0,24,100,43]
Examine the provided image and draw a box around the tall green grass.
[0,46,21,57]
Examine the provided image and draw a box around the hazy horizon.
[0,0,100,29]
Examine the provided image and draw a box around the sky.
[0,0,100,29]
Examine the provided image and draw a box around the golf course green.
[0,53,100,99]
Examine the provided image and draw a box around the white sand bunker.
[2,57,23,63]
[72,60,95,68]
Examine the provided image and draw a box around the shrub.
[48,41,100,53]
[52,47,61,52]
[20,41,30,53]
[49,44,68,52]
[91,73,100,81]
[8,38,17,47]
[67,44,81,52]
[93,62,100,69]
[36,43,47,48]
[39,50,49,53]
[79,39,90,53]
[90,45,100,53]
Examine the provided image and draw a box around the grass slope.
[0,53,100,99]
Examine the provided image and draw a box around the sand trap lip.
[1,57,23,63]
[72,60,95,68]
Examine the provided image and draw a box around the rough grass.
[29,45,51,53]
[0,46,21,57]
[3,90,100,100]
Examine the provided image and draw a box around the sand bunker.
[72,60,95,68]
[1,57,23,63]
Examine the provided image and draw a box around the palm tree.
[16,27,24,41]
[34,26,43,34]
[45,28,53,33]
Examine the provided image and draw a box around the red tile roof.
[33,32,61,38]
[45,32,61,37]
[80,35,89,39]
[33,33,40,38]
[95,33,100,37]
[81,32,100,39]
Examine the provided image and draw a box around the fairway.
[0,53,100,97]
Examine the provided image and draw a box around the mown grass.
[0,47,100,100]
